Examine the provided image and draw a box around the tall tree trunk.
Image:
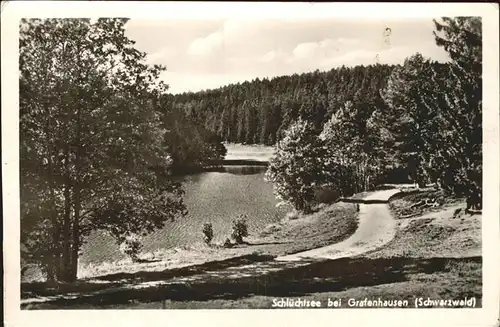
[60,76,73,282]
[69,106,82,283]
[70,183,80,282]
[45,109,60,283]
[60,146,72,282]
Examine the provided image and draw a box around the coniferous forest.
[164,64,394,146]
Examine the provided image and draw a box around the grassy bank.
[76,202,357,279]
[372,189,481,258]
[118,191,481,309]
[139,191,480,310]
[22,201,358,301]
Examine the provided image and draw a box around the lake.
[79,144,283,265]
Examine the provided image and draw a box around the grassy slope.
[82,202,358,280]
[83,202,357,279]
[144,191,482,309]
[373,190,481,258]
[22,202,358,300]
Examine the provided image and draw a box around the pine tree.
[377,53,435,186]
[427,17,482,206]
[169,64,394,146]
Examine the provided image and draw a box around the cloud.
[319,44,449,69]
[256,49,289,64]
[222,19,260,37]
[257,50,277,63]
[146,46,175,64]
[125,18,450,93]
[292,41,318,58]
[337,37,359,46]
[161,71,269,94]
[292,38,359,59]
[187,31,224,56]
[319,48,383,68]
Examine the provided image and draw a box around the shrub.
[202,222,214,244]
[231,215,249,244]
[119,234,143,262]
[285,210,300,221]
[313,186,340,204]
[222,237,233,248]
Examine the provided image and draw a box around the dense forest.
[164,64,395,145]
[159,104,227,173]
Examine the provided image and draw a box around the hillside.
[163,64,396,145]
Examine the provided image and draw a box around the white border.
[2,2,499,327]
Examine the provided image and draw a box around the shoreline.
[22,200,359,290]
[170,159,269,176]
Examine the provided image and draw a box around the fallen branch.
[421,201,439,208]
[410,200,425,208]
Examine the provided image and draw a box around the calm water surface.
[81,150,285,264]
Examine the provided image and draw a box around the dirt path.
[276,188,401,261]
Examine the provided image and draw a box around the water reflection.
[80,164,279,265]
[220,165,268,175]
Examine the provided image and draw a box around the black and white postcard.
[2,2,499,327]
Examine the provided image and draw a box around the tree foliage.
[429,17,482,205]
[230,215,249,244]
[158,103,227,174]
[20,18,188,282]
[372,53,439,186]
[265,119,328,213]
[372,17,482,205]
[119,234,143,262]
[20,17,482,282]
[202,222,214,245]
[321,100,385,195]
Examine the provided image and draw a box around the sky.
[124,18,450,94]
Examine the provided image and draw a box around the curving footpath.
[276,188,401,261]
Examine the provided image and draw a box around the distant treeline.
[161,64,395,145]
